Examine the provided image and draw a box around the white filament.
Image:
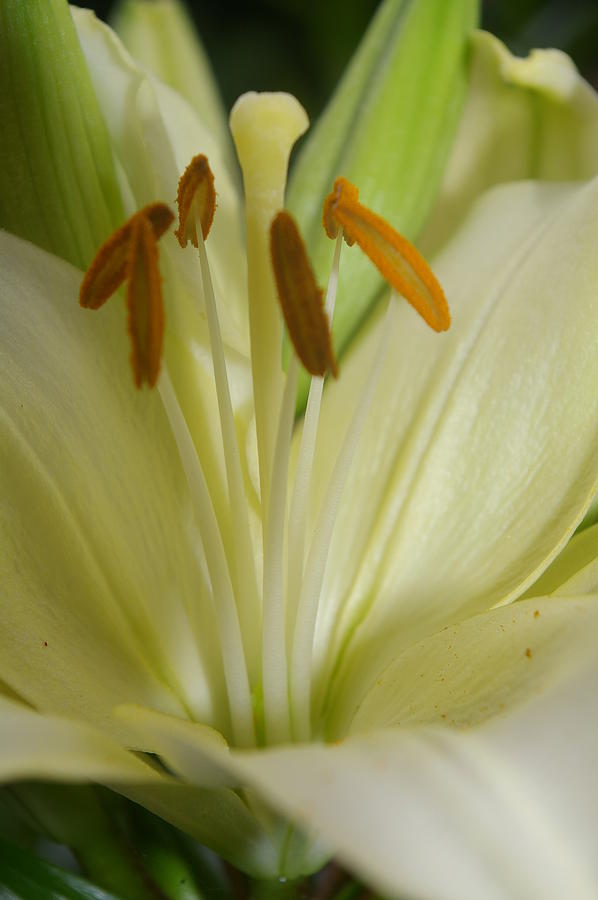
[194,223,261,680]
[159,369,255,747]
[262,356,299,744]
[290,298,397,741]
[286,231,343,645]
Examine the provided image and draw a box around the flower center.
[78,92,448,750]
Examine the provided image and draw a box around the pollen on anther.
[79,202,174,388]
[322,176,450,333]
[79,203,173,310]
[270,211,337,378]
[126,215,165,388]
[175,154,217,248]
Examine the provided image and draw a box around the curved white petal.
[115,703,331,880]
[0,232,228,735]
[112,0,233,167]
[116,613,598,898]
[235,668,598,900]
[422,31,598,256]
[524,522,598,597]
[0,696,274,874]
[346,594,598,736]
[307,177,598,724]
[0,696,157,783]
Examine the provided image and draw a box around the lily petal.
[0,696,274,874]
[116,612,598,897]
[0,231,227,735]
[307,178,598,724]
[422,31,598,256]
[112,0,233,171]
[524,522,598,597]
[347,594,598,735]
[0,696,159,784]
[234,659,598,900]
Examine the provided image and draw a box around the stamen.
[270,211,337,378]
[286,231,343,645]
[174,154,217,248]
[79,203,174,387]
[159,370,256,748]
[290,298,397,742]
[323,177,450,333]
[262,357,298,745]
[175,155,261,683]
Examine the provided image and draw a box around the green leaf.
[0,836,122,900]
[0,0,122,269]
[287,0,479,408]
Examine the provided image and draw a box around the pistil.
[229,92,308,526]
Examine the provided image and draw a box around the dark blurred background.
[76,0,598,120]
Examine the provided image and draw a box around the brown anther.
[322,176,450,333]
[79,202,174,388]
[270,211,337,378]
[175,154,217,248]
[79,203,173,310]
[126,215,165,388]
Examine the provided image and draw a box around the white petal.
[524,523,598,597]
[117,623,598,898]
[308,177,598,724]
[422,31,598,256]
[347,594,598,735]
[233,670,598,900]
[0,695,274,873]
[0,232,227,734]
[0,696,157,783]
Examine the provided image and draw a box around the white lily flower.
[2,3,598,897]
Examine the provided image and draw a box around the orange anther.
[79,202,173,388]
[127,215,165,388]
[79,202,173,310]
[175,154,217,248]
[322,177,450,333]
[270,211,337,378]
